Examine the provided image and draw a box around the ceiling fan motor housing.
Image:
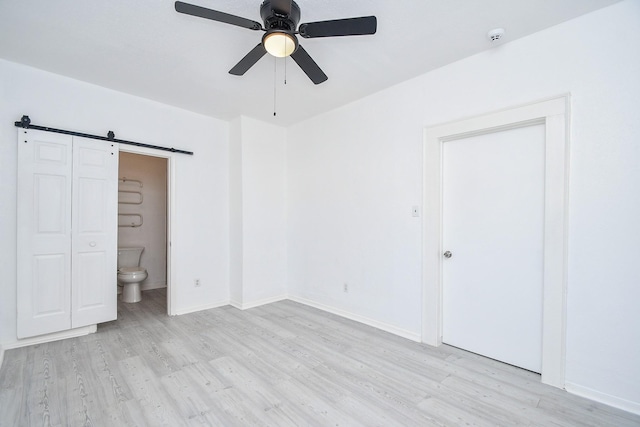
[260,0,300,33]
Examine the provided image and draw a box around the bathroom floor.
[1,288,639,426]
[118,286,167,318]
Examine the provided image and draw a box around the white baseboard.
[565,382,640,416]
[172,300,229,316]
[0,345,4,370]
[171,294,288,315]
[1,325,97,352]
[142,281,167,291]
[288,295,422,342]
[230,294,288,310]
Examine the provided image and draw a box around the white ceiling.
[0,0,621,126]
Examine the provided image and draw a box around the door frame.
[422,95,570,388]
[118,146,176,316]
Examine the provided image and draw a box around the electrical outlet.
[343,283,348,293]
[194,279,201,287]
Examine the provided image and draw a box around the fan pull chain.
[284,56,287,85]
[273,56,277,116]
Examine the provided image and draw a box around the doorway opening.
[117,151,171,315]
[422,96,570,388]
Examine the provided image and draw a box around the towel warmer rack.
[118,177,143,227]
[118,213,143,228]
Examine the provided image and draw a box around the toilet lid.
[119,267,146,274]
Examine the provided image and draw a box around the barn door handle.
[443,251,452,258]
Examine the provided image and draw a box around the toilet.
[117,247,148,303]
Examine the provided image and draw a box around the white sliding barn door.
[17,130,73,338]
[72,137,118,328]
[17,130,118,338]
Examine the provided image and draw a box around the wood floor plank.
[208,356,323,427]
[536,395,640,427]
[159,367,222,422]
[0,349,27,425]
[118,355,185,425]
[1,288,639,427]
[417,396,503,427]
[180,360,252,425]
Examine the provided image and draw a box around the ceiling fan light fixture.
[263,31,297,57]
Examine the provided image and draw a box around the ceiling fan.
[175,0,377,84]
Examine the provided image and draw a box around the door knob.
[443,251,452,258]
[89,241,97,247]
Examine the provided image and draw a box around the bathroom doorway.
[118,151,170,314]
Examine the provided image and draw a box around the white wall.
[229,118,244,305]
[241,117,287,304]
[0,59,230,345]
[118,152,167,290]
[229,116,287,307]
[287,0,640,411]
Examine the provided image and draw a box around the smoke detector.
[488,28,505,42]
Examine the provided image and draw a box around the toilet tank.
[117,247,144,269]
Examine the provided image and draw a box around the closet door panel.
[17,130,73,338]
[33,254,67,313]
[72,137,119,328]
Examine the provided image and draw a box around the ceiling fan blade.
[229,44,268,76]
[290,45,328,85]
[299,16,377,38]
[270,0,292,15]
[175,1,262,31]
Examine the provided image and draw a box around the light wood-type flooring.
[1,288,639,426]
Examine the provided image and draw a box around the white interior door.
[442,124,545,373]
[72,137,118,328]
[17,130,73,338]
